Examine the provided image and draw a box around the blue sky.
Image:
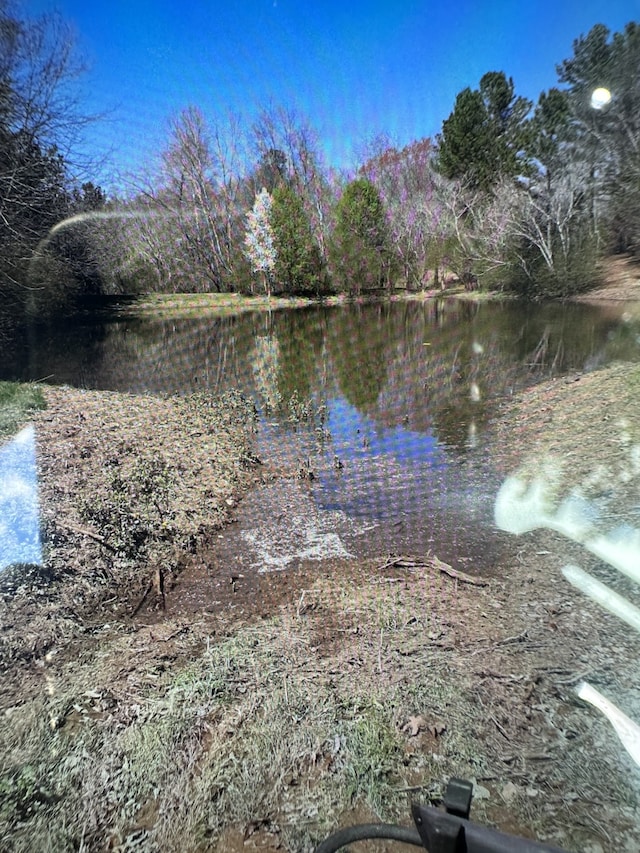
[25,0,640,190]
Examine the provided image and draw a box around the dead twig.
[131,568,165,616]
[534,668,594,685]
[159,625,188,642]
[475,670,527,683]
[496,630,529,646]
[153,566,166,610]
[131,583,153,617]
[393,784,434,793]
[490,715,511,741]
[377,554,488,586]
[57,521,119,553]
[470,630,530,656]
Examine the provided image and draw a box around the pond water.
[3,297,639,573]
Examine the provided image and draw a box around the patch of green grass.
[0,381,46,438]
[0,764,60,824]
[338,699,403,816]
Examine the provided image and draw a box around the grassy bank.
[3,546,639,852]
[120,286,509,319]
[0,384,260,668]
[109,254,640,321]
[0,381,46,439]
[116,292,317,320]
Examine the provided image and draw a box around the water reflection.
[313,395,448,519]
[1,298,639,566]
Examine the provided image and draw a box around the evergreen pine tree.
[330,178,393,294]
[270,184,325,295]
[437,72,532,191]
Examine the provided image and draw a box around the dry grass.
[0,571,451,850]
[5,367,640,851]
[493,362,640,527]
[0,385,260,672]
[117,292,317,320]
[3,554,640,852]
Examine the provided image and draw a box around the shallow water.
[3,297,638,572]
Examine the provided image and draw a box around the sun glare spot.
[591,87,611,110]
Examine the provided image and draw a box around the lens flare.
[591,87,612,110]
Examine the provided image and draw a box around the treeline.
[72,107,397,302]
[433,25,640,298]
[0,1,109,333]
[2,2,640,331]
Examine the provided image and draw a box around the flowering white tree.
[244,188,276,294]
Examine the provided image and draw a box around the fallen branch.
[377,554,488,587]
[57,521,119,553]
[131,568,165,616]
[131,582,153,617]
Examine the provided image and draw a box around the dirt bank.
[576,254,640,302]
[0,385,262,674]
[3,339,640,848]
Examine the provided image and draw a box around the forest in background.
[2,0,640,333]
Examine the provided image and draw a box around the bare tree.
[252,106,331,259]
[437,177,518,287]
[508,167,597,296]
[0,1,94,324]
[361,138,452,288]
[132,106,250,292]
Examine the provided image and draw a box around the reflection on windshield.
[495,462,640,769]
[495,464,640,609]
[0,425,42,570]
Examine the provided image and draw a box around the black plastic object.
[313,822,423,852]
[412,802,569,853]
[313,777,572,853]
[443,777,473,819]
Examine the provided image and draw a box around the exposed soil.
[3,261,640,851]
[576,254,640,302]
[0,386,264,698]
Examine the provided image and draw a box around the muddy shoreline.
[0,385,264,675]
[3,268,640,850]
